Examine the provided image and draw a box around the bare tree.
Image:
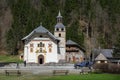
[0,27,1,49]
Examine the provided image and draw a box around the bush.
[93,63,120,74]
[108,63,120,74]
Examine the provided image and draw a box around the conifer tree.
[113,31,120,56]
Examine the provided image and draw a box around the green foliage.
[113,31,120,56]
[97,34,107,48]
[0,54,23,63]
[45,74,119,80]
[66,20,84,46]
[6,0,32,55]
[0,74,119,80]
[5,0,120,54]
[6,0,85,55]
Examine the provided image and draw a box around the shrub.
[93,63,120,74]
[108,63,120,74]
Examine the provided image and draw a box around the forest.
[0,0,120,55]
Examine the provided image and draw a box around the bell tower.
[54,11,66,60]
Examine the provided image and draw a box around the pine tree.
[113,31,120,57]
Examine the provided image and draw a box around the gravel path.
[0,63,90,75]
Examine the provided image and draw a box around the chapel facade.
[22,11,66,64]
[22,11,84,64]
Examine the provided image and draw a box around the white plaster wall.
[44,40,58,63]
[24,40,37,63]
[59,47,66,60]
[24,37,58,63]
[57,37,66,60]
[54,28,66,61]
[24,46,28,62]
[54,32,66,39]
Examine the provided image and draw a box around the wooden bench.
[53,70,69,75]
[5,70,21,76]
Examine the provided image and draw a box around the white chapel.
[22,11,66,64]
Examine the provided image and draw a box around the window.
[38,42,45,47]
[39,35,43,37]
[30,44,33,52]
[30,48,33,53]
[56,28,59,31]
[57,18,61,23]
[42,44,45,47]
[59,33,61,37]
[40,48,42,53]
[49,48,52,53]
[80,57,83,62]
[105,61,107,63]
[38,42,45,53]
[97,61,101,63]
[40,42,42,47]
[38,44,40,47]
[48,43,52,53]
[61,28,64,31]
[73,56,76,62]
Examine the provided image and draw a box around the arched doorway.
[38,55,44,64]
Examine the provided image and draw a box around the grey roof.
[93,49,113,58]
[66,40,86,52]
[22,25,58,41]
[34,25,48,33]
[108,57,120,63]
[66,40,78,45]
[55,23,65,28]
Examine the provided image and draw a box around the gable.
[22,25,59,44]
[93,49,113,58]
[95,53,108,61]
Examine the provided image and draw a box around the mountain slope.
[0,0,120,54]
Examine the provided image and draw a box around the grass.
[0,54,23,63]
[0,54,119,80]
[45,74,120,80]
[0,73,119,80]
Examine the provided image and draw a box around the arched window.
[49,48,52,53]
[59,33,61,37]
[56,28,59,31]
[38,44,40,47]
[42,44,45,47]
[40,42,42,47]
[38,42,45,47]
[61,28,64,31]
[30,48,33,53]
